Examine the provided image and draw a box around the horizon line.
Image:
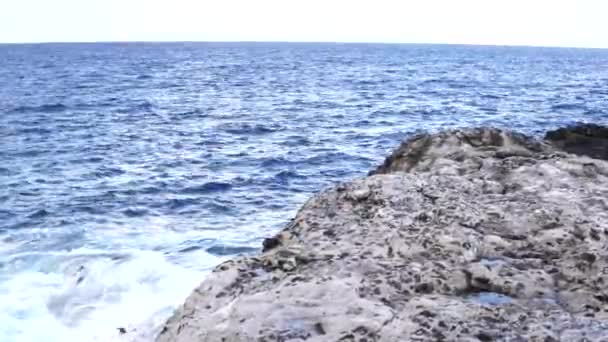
[0,40,607,50]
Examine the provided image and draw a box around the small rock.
[313,322,326,335]
[262,237,281,252]
[349,188,371,201]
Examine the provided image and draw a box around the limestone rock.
[157,127,608,342]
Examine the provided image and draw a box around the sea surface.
[1,42,607,341]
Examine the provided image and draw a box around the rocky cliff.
[156,126,608,342]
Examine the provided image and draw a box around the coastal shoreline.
[155,124,608,341]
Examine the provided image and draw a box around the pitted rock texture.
[157,127,608,342]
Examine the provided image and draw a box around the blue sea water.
[0,42,607,341]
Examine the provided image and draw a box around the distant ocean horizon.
[1,40,607,50]
[1,42,607,341]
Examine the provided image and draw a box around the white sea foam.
[0,248,221,342]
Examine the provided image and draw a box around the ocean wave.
[116,101,155,114]
[15,127,53,135]
[164,198,199,210]
[69,206,106,215]
[0,249,211,342]
[0,209,16,221]
[9,103,68,114]
[202,200,234,214]
[279,135,311,147]
[420,78,443,85]
[68,156,104,165]
[230,170,307,189]
[304,152,370,166]
[273,170,306,181]
[260,157,295,168]
[122,208,149,218]
[10,149,47,158]
[551,103,585,111]
[182,182,233,194]
[589,89,608,95]
[480,93,503,99]
[205,244,258,256]
[92,166,125,178]
[223,123,284,135]
[27,209,50,219]
[171,108,206,119]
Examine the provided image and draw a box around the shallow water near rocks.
[468,292,513,306]
[1,43,608,341]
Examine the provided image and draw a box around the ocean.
[1,42,607,341]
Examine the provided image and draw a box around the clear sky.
[1,0,607,48]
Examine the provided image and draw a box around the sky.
[1,0,607,48]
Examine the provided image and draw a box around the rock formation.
[545,123,608,161]
[157,126,608,342]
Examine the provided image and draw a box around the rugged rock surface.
[157,127,608,342]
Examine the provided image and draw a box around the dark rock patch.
[545,123,608,161]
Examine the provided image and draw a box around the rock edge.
[157,125,608,342]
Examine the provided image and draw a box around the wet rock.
[545,123,608,161]
[157,127,608,342]
[262,236,281,252]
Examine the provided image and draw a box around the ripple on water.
[273,170,307,182]
[27,209,50,219]
[551,103,586,111]
[261,157,295,168]
[163,198,200,210]
[122,208,150,218]
[222,123,284,135]
[8,103,68,114]
[182,182,233,194]
[0,167,12,176]
[205,245,259,256]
